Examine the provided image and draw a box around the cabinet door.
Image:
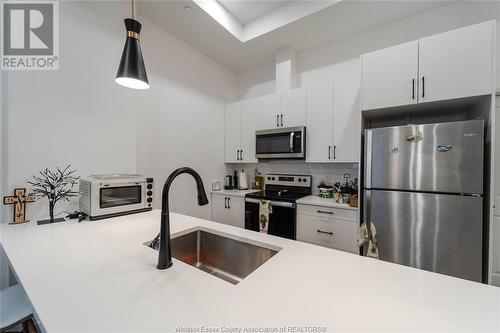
[281,87,306,127]
[297,212,358,254]
[211,194,228,224]
[361,41,419,110]
[333,70,361,162]
[306,82,334,163]
[224,102,241,163]
[419,21,493,103]
[239,99,259,163]
[225,196,245,228]
[258,93,281,130]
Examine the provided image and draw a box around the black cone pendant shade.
[115,18,149,89]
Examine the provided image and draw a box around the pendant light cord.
[131,0,135,19]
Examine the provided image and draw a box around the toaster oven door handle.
[245,198,295,208]
[290,132,294,152]
[101,181,145,187]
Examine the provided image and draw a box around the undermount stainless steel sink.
[145,227,281,284]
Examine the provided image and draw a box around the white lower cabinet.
[211,193,245,229]
[297,204,358,254]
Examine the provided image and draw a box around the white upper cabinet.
[361,41,419,111]
[256,88,306,130]
[258,93,281,130]
[239,99,259,163]
[224,102,241,163]
[306,82,334,163]
[418,21,494,103]
[281,87,307,128]
[333,70,361,163]
[361,21,494,111]
[224,99,258,163]
[306,80,361,163]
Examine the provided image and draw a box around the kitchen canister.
[319,187,333,198]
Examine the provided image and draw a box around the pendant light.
[115,0,149,89]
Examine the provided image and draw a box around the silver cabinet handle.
[328,145,331,159]
[224,197,228,209]
[236,150,239,161]
[317,210,333,215]
[227,197,231,209]
[290,132,294,152]
[333,145,336,159]
[317,229,333,235]
[276,115,279,127]
[280,114,283,127]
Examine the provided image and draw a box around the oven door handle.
[245,198,295,208]
[289,132,295,152]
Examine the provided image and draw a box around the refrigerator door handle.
[364,130,373,188]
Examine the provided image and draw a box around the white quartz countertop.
[210,189,258,197]
[1,210,499,332]
[296,195,358,210]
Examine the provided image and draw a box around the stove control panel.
[265,174,312,187]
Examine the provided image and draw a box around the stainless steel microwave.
[255,126,306,159]
[79,174,153,220]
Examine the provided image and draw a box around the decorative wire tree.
[28,165,79,223]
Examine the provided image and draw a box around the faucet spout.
[155,167,209,270]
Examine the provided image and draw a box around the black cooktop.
[245,190,308,202]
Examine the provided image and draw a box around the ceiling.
[219,0,291,25]
[139,0,453,73]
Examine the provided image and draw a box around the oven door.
[91,182,146,217]
[256,127,305,159]
[245,198,296,240]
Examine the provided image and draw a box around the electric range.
[244,174,312,240]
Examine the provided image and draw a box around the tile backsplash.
[226,162,359,195]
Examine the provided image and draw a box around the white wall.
[0,1,236,225]
[237,1,500,99]
[0,0,236,287]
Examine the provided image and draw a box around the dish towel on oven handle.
[259,200,272,234]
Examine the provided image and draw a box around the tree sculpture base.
[37,217,65,226]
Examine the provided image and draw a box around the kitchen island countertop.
[1,210,499,332]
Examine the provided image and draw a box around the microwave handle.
[290,132,294,152]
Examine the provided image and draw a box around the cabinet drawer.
[297,204,357,221]
[297,213,358,253]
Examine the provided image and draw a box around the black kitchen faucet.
[151,167,209,270]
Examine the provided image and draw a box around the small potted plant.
[28,165,79,225]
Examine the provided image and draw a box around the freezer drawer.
[365,120,484,194]
[364,190,483,282]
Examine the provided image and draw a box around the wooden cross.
[3,188,35,224]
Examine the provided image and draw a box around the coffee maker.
[224,175,234,190]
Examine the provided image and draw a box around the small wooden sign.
[3,188,35,224]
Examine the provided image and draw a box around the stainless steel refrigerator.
[364,119,484,282]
